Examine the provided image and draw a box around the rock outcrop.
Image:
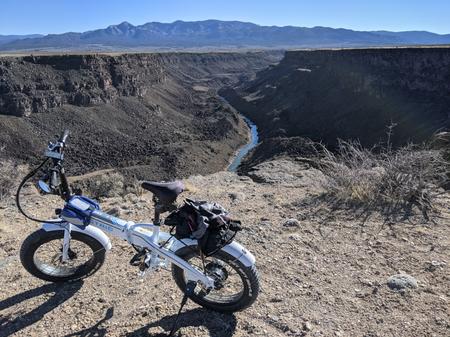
[0,52,280,117]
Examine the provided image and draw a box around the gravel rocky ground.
[0,159,449,337]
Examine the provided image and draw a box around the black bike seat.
[141,181,184,204]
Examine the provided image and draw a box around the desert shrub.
[124,179,145,197]
[81,172,125,199]
[72,171,145,200]
[431,132,450,188]
[0,160,16,201]
[0,152,28,202]
[317,140,449,218]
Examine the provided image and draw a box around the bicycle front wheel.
[20,229,106,282]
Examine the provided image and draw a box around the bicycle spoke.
[33,237,95,277]
[183,253,245,303]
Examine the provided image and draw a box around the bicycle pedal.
[129,251,146,266]
[185,281,197,296]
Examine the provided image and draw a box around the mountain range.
[1,20,450,51]
[0,34,43,45]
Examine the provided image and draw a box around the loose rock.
[283,218,300,228]
[387,274,418,291]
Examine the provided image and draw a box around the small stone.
[387,274,418,291]
[283,218,300,228]
[303,321,313,331]
[228,192,240,201]
[268,315,279,321]
[269,297,283,303]
[425,260,446,272]
[289,234,301,241]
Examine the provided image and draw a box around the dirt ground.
[0,159,449,337]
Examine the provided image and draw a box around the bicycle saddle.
[141,181,184,204]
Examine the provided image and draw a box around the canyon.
[0,51,281,179]
[222,47,450,167]
[2,47,449,181]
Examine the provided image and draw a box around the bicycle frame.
[46,206,217,289]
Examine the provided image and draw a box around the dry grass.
[0,160,16,202]
[73,172,125,199]
[316,139,449,219]
[0,147,28,202]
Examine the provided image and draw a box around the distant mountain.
[1,20,450,51]
[0,34,43,46]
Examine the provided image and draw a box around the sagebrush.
[316,139,449,218]
[72,172,144,199]
[0,158,28,202]
[0,160,16,201]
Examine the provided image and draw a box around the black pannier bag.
[164,198,242,256]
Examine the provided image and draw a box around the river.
[228,116,259,172]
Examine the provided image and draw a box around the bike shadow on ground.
[0,281,83,337]
[126,307,237,337]
[64,307,114,337]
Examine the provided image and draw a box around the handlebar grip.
[59,130,70,144]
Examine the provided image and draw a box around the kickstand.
[168,281,196,337]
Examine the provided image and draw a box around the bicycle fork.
[61,223,72,262]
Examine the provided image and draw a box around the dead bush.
[72,171,144,200]
[317,140,449,218]
[0,160,16,202]
[80,173,125,199]
[0,156,28,203]
[124,179,145,197]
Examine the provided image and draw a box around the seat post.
[152,196,162,226]
[151,194,179,226]
[154,207,162,226]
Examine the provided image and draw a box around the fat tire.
[20,229,106,283]
[172,246,259,313]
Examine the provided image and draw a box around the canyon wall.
[223,47,450,157]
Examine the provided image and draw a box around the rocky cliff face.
[0,52,279,117]
[0,54,157,116]
[223,47,450,151]
[0,52,281,178]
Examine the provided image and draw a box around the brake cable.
[15,158,63,224]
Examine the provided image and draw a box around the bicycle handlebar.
[15,130,73,223]
[59,129,70,144]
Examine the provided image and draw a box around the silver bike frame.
[59,207,216,289]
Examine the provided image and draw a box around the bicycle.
[15,130,259,331]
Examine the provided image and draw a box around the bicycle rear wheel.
[172,246,259,312]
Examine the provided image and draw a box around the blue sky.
[1,0,450,35]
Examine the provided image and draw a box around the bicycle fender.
[41,222,112,251]
[222,241,256,267]
[171,239,256,267]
